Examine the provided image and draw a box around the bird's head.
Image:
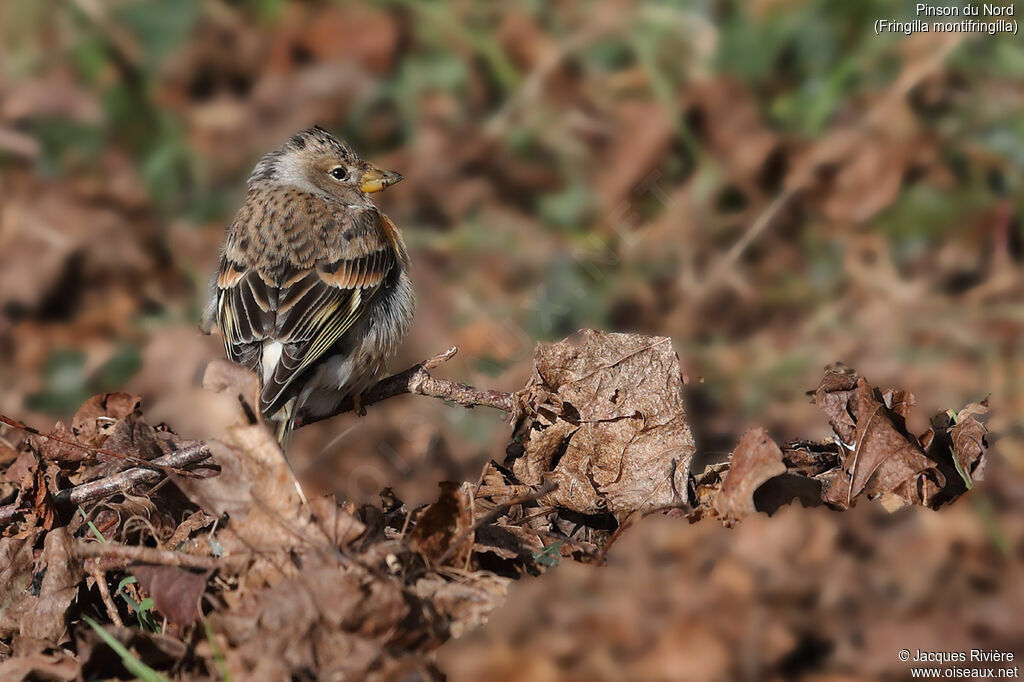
[250,126,403,202]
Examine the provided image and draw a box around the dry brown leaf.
[131,565,210,627]
[0,644,80,681]
[27,461,57,531]
[409,482,472,567]
[593,102,675,214]
[511,330,694,520]
[163,510,216,550]
[30,423,89,465]
[949,401,988,484]
[812,368,859,445]
[472,523,535,562]
[686,78,781,190]
[821,137,906,224]
[0,533,37,638]
[847,378,944,506]
[21,528,82,643]
[213,563,410,680]
[0,172,159,324]
[883,389,916,421]
[71,393,142,448]
[413,572,512,638]
[3,451,35,486]
[714,428,786,525]
[174,360,302,529]
[266,3,399,75]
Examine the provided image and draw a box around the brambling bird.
[208,126,414,445]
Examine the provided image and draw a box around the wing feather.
[215,239,397,417]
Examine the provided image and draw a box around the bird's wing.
[215,214,397,417]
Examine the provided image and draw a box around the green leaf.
[26,349,89,413]
[92,343,143,390]
[532,541,563,567]
[117,576,160,631]
[112,0,200,69]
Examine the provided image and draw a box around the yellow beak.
[359,165,404,193]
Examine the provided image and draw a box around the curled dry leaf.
[812,367,859,445]
[71,393,142,448]
[130,564,211,627]
[509,330,694,520]
[693,368,988,524]
[174,360,305,532]
[0,532,37,638]
[26,460,58,531]
[949,401,988,484]
[816,374,945,509]
[714,428,786,526]
[21,528,82,643]
[409,481,472,567]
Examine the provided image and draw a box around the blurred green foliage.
[28,345,142,414]
[2,0,1021,421]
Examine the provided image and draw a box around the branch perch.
[1,346,514,525]
[294,346,517,428]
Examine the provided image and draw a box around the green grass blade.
[204,619,233,682]
[81,614,171,682]
[79,506,108,543]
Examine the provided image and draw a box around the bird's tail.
[272,405,296,449]
[269,403,307,505]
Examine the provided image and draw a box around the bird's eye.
[329,166,347,180]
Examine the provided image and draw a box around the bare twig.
[294,346,517,428]
[54,442,212,506]
[85,559,124,627]
[74,539,220,571]
[695,188,798,299]
[1,346,514,524]
[485,12,616,138]
[0,442,212,526]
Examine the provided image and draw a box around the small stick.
[53,442,212,506]
[74,539,220,571]
[0,442,211,526]
[295,346,517,428]
[85,559,124,627]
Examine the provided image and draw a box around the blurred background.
[0,1,1021,679]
